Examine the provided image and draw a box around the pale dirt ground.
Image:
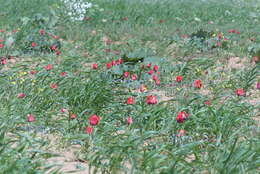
[44,134,91,174]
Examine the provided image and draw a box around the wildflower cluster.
[62,0,92,21]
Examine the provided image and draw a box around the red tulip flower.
[153,65,159,72]
[1,58,7,65]
[176,76,183,82]
[39,29,45,35]
[152,75,158,81]
[60,108,68,113]
[257,82,260,90]
[30,70,37,75]
[70,114,77,119]
[106,63,112,69]
[50,83,58,89]
[228,29,236,33]
[118,58,123,64]
[115,59,120,65]
[18,93,26,99]
[0,43,4,48]
[131,74,138,80]
[92,63,98,69]
[204,100,211,106]
[127,116,133,125]
[148,70,154,75]
[127,97,135,104]
[124,72,130,78]
[176,114,185,123]
[89,114,100,126]
[146,95,158,104]
[194,80,203,88]
[176,111,189,123]
[236,88,245,96]
[111,60,116,66]
[155,79,161,85]
[60,72,67,77]
[44,64,53,71]
[252,56,259,63]
[27,114,35,122]
[122,17,129,21]
[31,42,37,47]
[176,129,186,137]
[52,35,59,39]
[51,45,57,51]
[85,126,94,134]
[159,19,165,23]
[55,50,61,55]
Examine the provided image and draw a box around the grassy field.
[0,0,259,173]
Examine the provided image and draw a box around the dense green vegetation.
[0,0,259,173]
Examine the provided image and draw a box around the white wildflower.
[61,0,93,21]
